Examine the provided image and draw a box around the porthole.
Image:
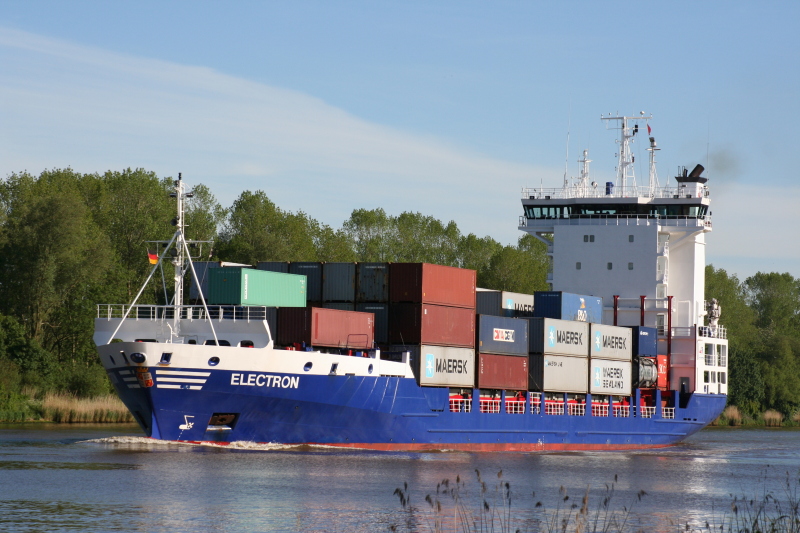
[303,362,313,372]
[130,353,147,364]
[208,357,220,366]
[368,364,374,374]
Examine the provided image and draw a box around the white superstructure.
[519,114,727,396]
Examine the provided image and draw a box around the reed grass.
[712,405,743,427]
[391,471,800,533]
[763,409,785,427]
[40,392,134,423]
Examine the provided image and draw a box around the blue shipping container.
[257,261,290,273]
[476,315,529,356]
[322,263,356,302]
[289,262,323,302]
[629,326,658,356]
[533,291,602,323]
[356,303,389,344]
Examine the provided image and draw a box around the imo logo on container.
[548,326,556,347]
[506,298,514,308]
[594,367,601,387]
[425,353,435,378]
[594,331,602,351]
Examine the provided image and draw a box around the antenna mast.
[647,132,661,196]
[601,112,652,196]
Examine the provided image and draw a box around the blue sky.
[0,1,797,280]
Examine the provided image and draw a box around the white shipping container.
[590,324,633,361]
[476,289,535,317]
[391,345,475,388]
[589,358,632,395]
[529,354,589,393]
[528,318,590,357]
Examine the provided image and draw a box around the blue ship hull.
[111,366,727,451]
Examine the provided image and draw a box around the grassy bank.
[711,405,800,428]
[0,390,133,423]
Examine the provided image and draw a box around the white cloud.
[0,27,795,281]
[0,27,550,245]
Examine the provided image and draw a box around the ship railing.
[613,406,631,418]
[521,185,708,200]
[448,398,472,413]
[505,399,526,414]
[479,399,501,414]
[97,304,271,322]
[568,404,586,416]
[671,327,695,338]
[639,406,656,419]
[529,397,541,415]
[545,402,565,416]
[662,407,675,419]
[698,325,727,339]
[591,404,610,417]
[519,214,709,228]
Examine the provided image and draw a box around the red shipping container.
[389,303,475,348]
[477,353,528,390]
[276,307,374,349]
[389,263,476,309]
[656,354,669,389]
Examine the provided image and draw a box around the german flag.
[148,250,159,265]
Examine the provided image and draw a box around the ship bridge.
[519,114,727,396]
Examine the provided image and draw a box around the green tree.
[479,235,549,293]
[342,208,394,261]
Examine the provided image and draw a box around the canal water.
[0,424,796,532]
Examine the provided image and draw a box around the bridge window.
[629,235,634,242]
[607,263,613,270]
[576,262,581,270]
[628,262,634,270]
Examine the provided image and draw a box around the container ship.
[95,114,728,450]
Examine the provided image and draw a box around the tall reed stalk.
[41,392,133,423]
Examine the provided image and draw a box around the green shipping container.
[207,268,307,307]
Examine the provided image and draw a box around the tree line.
[0,168,796,420]
[0,168,548,400]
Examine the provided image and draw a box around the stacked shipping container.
[356,263,389,344]
[475,315,529,389]
[589,324,633,396]
[389,263,477,387]
[527,318,590,393]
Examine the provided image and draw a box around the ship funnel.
[688,164,705,178]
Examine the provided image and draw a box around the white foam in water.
[79,436,342,452]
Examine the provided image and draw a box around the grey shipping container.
[392,344,475,387]
[476,290,535,318]
[322,263,356,302]
[528,354,589,393]
[590,323,633,361]
[527,318,590,357]
[289,262,323,301]
[356,302,389,344]
[257,261,290,273]
[533,291,603,323]
[589,358,632,395]
[476,315,529,356]
[323,302,355,311]
[356,262,389,302]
